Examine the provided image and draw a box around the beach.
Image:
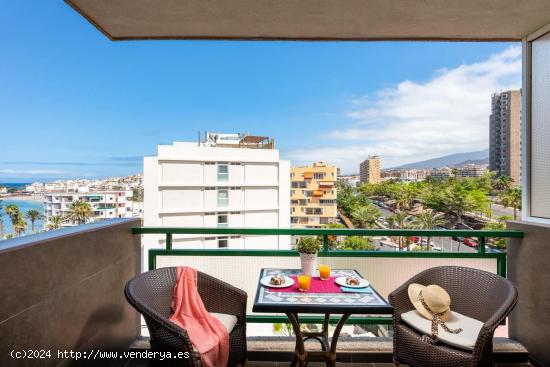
[1,194,44,202]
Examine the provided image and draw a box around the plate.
[260,275,294,288]
[335,276,369,289]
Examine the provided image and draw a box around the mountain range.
[394,149,489,169]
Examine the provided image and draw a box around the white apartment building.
[338,174,360,187]
[456,164,489,178]
[25,182,45,193]
[143,133,290,253]
[44,190,136,227]
[429,167,453,179]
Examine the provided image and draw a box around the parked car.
[463,238,478,247]
[452,236,464,242]
[409,236,420,243]
[431,245,443,252]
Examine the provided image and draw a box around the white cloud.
[283,46,522,172]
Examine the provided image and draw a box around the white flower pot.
[299,253,317,275]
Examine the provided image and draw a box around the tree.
[5,204,21,223]
[411,210,446,251]
[325,222,346,248]
[338,236,375,251]
[5,204,25,236]
[483,215,512,250]
[66,200,93,225]
[351,204,381,229]
[337,185,371,216]
[387,210,410,251]
[47,215,64,231]
[439,185,481,225]
[492,175,513,193]
[499,187,521,220]
[132,187,144,202]
[25,209,42,232]
[14,217,27,236]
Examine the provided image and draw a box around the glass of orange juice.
[297,273,311,291]
[319,264,331,280]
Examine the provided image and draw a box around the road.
[490,203,518,220]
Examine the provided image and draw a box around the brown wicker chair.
[125,267,247,366]
[389,266,517,367]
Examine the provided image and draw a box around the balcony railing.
[133,227,523,326]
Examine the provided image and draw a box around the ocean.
[0,182,30,189]
[0,198,45,238]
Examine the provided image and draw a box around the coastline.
[1,194,44,202]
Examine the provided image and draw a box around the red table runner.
[268,276,342,293]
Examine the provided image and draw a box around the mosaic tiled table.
[252,268,392,367]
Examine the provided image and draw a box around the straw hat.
[408,283,451,322]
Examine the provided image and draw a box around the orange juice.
[297,274,311,291]
[319,264,331,280]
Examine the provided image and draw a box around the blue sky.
[0,1,521,182]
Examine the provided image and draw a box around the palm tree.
[66,200,93,225]
[25,209,42,232]
[47,215,64,230]
[411,210,446,251]
[14,217,27,236]
[5,204,21,223]
[492,175,513,193]
[387,210,410,251]
[394,186,415,211]
[441,185,475,225]
[351,204,381,229]
[499,188,521,220]
[5,204,24,236]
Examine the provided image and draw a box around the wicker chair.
[125,267,247,366]
[389,266,517,367]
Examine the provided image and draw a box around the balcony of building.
[2,219,548,366]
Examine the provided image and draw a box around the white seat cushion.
[401,310,483,351]
[210,312,238,333]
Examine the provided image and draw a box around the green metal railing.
[132,227,523,325]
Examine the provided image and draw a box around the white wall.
[162,162,203,185]
[244,163,278,185]
[161,189,203,210]
[244,188,278,209]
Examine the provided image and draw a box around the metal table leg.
[287,312,306,367]
[327,313,350,367]
[285,312,351,367]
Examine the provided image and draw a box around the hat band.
[418,290,463,344]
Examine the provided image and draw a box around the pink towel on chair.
[169,267,229,367]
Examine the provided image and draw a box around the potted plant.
[295,237,322,275]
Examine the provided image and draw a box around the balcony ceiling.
[65,0,550,41]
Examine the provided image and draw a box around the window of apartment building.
[218,237,228,248]
[217,213,228,228]
[314,173,325,179]
[217,163,229,181]
[217,189,229,207]
[291,181,307,188]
